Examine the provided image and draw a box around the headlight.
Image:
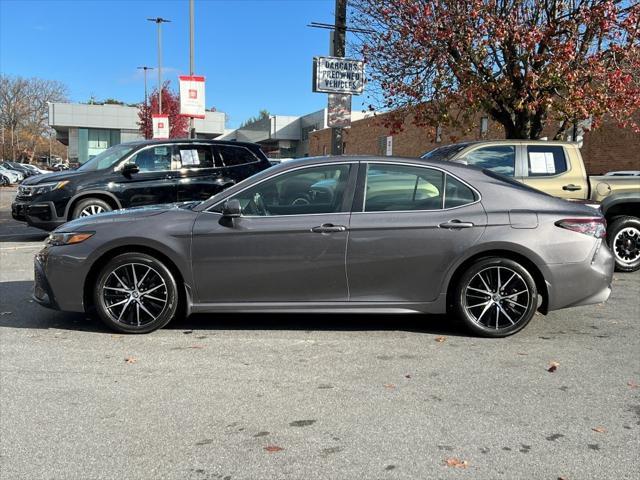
[47,231,94,246]
[32,181,69,195]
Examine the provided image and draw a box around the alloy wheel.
[80,204,106,216]
[463,266,531,330]
[613,227,640,265]
[101,263,168,327]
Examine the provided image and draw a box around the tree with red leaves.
[138,82,189,139]
[353,0,640,139]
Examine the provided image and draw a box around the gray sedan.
[33,156,614,337]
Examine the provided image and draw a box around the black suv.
[11,139,272,231]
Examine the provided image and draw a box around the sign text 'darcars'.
[313,56,365,95]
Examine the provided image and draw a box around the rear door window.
[462,146,516,177]
[526,145,568,176]
[444,175,477,208]
[364,164,444,212]
[215,145,258,167]
[177,145,214,169]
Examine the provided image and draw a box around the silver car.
[33,156,614,337]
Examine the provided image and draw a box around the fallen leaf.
[404,374,412,379]
[558,477,568,480]
[445,457,469,469]
[592,426,606,433]
[124,356,137,364]
[383,383,396,390]
[111,334,123,339]
[190,345,205,349]
[517,352,528,356]
[183,330,193,334]
[547,361,560,373]
[264,445,284,453]
[435,336,446,343]
[628,381,639,389]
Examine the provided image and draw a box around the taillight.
[555,218,607,238]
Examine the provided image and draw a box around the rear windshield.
[421,143,470,161]
[482,169,551,196]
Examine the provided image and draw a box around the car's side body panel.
[35,155,614,329]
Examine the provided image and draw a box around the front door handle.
[311,223,347,233]
[439,220,474,229]
[562,184,582,191]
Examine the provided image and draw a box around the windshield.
[421,143,470,161]
[77,144,136,171]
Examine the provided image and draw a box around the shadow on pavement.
[0,280,466,337]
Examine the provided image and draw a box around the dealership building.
[219,108,370,158]
[48,102,226,164]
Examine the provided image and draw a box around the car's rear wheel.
[93,253,179,333]
[608,216,640,272]
[453,257,538,338]
[72,197,112,219]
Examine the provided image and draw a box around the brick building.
[309,111,639,174]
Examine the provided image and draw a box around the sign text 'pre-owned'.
[313,56,365,95]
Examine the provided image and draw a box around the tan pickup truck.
[421,140,640,271]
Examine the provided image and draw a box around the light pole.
[137,66,154,107]
[189,0,195,138]
[147,17,171,114]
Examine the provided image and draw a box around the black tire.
[71,197,112,219]
[93,253,179,333]
[0,175,8,186]
[453,257,538,338]
[608,216,640,272]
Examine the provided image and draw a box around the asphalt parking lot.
[0,185,638,480]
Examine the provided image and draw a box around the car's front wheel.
[72,197,113,219]
[608,216,640,272]
[93,253,179,333]
[453,257,538,338]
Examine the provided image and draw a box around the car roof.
[120,138,262,150]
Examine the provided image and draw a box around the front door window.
[225,164,352,216]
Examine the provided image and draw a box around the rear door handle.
[562,184,582,191]
[439,220,474,229]
[311,223,347,233]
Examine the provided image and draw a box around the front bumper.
[33,253,60,310]
[544,239,614,311]
[11,200,66,231]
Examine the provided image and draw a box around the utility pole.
[331,0,347,156]
[137,66,154,107]
[147,17,171,114]
[189,0,196,139]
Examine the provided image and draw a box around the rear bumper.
[11,200,66,231]
[544,240,614,311]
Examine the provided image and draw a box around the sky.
[0,0,365,128]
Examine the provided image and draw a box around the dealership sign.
[179,75,206,119]
[313,56,365,95]
[152,114,169,139]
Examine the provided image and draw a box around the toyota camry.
[33,155,614,337]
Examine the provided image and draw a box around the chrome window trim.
[359,161,481,213]
[205,161,359,215]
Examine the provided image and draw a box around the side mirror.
[222,199,242,218]
[122,163,140,176]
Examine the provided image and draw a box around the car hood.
[21,169,86,185]
[56,202,199,232]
